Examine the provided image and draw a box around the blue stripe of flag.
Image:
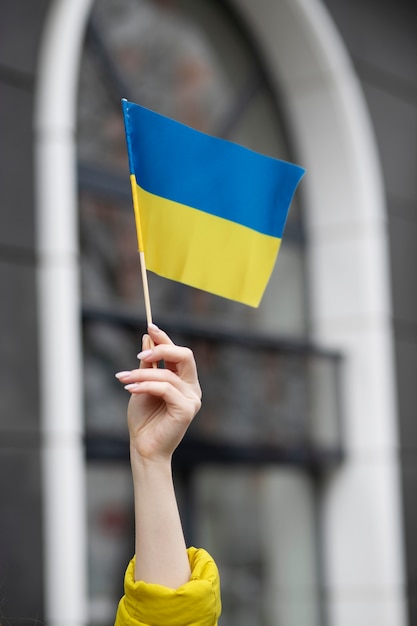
[122,100,305,239]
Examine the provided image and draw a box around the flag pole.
[130,175,157,363]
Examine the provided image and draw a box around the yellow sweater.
[114,547,221,626]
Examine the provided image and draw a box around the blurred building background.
[0,0,416,625]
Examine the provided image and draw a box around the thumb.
[139,334,153,369]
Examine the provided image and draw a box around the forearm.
[130,446,191,588]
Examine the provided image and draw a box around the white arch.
[231,0,406,624]
[35,0,93,624]
[34,0,406,624]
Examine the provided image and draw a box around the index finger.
[139,342,199,388]
[148,326,197,382]
[147,324,174,347]
[139,325,175,369]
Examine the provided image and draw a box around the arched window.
[77,1,341,623]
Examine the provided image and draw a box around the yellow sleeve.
[114,547,221,626]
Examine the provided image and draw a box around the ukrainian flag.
[122,99,305,307]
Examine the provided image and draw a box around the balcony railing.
[83,307,343,470]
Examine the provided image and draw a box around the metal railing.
[83,307,344,470]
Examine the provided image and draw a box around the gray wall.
[0,0,49,621]
[324,1,417,623]
[0,0,416,623]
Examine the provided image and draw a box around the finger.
[124,380,200,420]
[117,364,198,397]
[147,324,174,346]
[139,326,173,370]
[139,334,153,370]
[138,344,199,386]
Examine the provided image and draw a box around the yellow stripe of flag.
[135,178,281,307]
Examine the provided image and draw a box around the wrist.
[130,444,172,473]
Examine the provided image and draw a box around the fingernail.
[124,383,138,391]
[148,323,159,331]
[115,371,131,379]
[137,349,153,359]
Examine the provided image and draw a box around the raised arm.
[115,324,202,588]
